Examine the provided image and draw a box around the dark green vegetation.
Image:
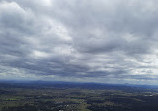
[0,81,158,111]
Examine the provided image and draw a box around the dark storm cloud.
[1,0,158,84]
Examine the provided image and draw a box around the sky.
[0,0,158,85]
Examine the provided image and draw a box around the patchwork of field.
[0,82,158,111]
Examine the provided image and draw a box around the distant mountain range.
[0,80,158,92]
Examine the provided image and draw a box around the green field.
[0,82,158,111]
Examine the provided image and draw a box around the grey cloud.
[0,0,158,84]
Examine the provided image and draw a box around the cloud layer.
[1,0,158,84]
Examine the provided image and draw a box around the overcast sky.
[1,0,158,84]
